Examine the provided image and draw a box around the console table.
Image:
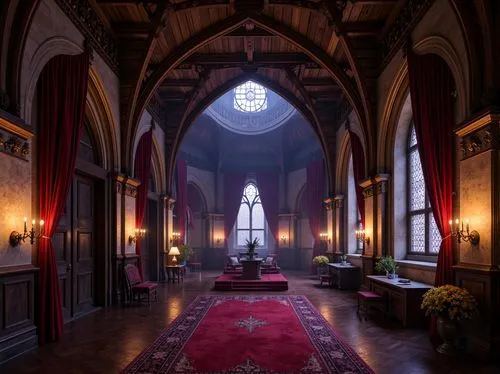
[240,258,263,280]
[327,263,361,290]
[165,265,185,283]
[367,275,432,328]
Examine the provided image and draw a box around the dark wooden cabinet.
[0,265,38,365]
[367,275,432,328]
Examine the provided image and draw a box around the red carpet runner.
[122,296,374,373]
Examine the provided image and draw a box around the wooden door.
[147,199,159,281]
[54,174,95,321]
[54,194,72,321]
[72,175,95,317]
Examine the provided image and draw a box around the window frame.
[235,183,267,248]
[406,124,438,261]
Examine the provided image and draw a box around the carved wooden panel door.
[54,174,95,321]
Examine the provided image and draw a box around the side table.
[165,265,185,283]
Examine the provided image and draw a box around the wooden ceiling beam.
[343,21,384,37]
[301,78,339,87]
[350,0,399,4]
[178,52,313,66]
[160,79,199,88]
[223,28,275,37]
[112,22,150,38]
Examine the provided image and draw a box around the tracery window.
[407,125,441,256]
[236,184,266,246]
[233,81,268,113]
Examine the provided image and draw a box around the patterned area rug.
[121,295,374,373]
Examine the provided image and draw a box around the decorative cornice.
[323,197,334,211]
[456,111,500,137]
[112,174,140,197]
[380,0,434,70]
[0,110,32,161]
[54,0,119,74]
[362,185,375,199]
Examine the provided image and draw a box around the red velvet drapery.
[408,50,454,287]
[176,159,188,242]
[134,125,154,280]
[223,173,247,252]
[306,160,325,273]
[256,172,280,250]
[38,53,90,343]
[348,129,366,227]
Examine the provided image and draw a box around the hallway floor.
[3,271,498,374]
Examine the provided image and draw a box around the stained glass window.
[233,81,268,113]
[407,125,441,256]
[236,183,267,246]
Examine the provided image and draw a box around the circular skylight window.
[233,81,268,113]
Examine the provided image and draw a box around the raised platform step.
[214,273,288,291]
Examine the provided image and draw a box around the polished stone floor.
[3,271,498,374]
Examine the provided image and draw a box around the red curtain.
[348,129,366,227]
[223,173,247,252]
[306,160,325,273]
[134,126,154,280]
[256,172,280,250]
[38,53,90,343]
[175,159,188,243]
[408,50,454,286]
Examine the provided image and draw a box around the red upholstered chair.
[356,290,386,321]
[124,264,158,305]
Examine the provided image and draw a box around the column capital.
[456,110,500,160]
[323,197,334,211]
[333,194,344,208]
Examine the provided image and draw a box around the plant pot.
[317,265,328,277]
[437,318,459,356]
[386,271,396,279]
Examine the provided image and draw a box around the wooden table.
[240,258,263,280]
[165,265,185,283]
[327,263,362,290]
[367,275,432,328]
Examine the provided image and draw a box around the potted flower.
[421,285,477,355]
[245,238,260,259]
[179,244,193,265]
[374,256,397,278]
[313,255,330,276]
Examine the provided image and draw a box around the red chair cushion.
[357,291,382,299]
[132,282,158,291]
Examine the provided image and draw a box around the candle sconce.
[10,217,45,247]
[129,228,146,244]
[355,229,370,245]
[320,232,331,244]
[280,234,288,245]
[170,232,181,243]
[449,218,480,245]
[215,235,223,244]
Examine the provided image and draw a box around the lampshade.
[169,246,180,256]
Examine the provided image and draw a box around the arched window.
[233,81,268,113]
[236,183,266,246]
[347,155,362,253]
[407,125,441,257]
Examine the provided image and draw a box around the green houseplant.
[245,238,260,258]
[374,256,397,278]
[421,285,477,355]
[179,244,193,264]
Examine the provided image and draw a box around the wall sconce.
[449,218,480,245]
[9,217,44,247]
[355,229,370,245]
[129,228,146,244]
[170,232,181,243]
[280,234,288,245]
[320,232,331,244]
[215,235,223,244]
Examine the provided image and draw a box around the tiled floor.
[3,271,498,374]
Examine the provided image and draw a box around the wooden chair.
[189,255,202,272]
[124,264,158,305]
[319,274,333,287]
[356,290,386,321]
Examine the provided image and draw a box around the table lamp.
[169,246,180,264]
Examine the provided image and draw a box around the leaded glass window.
[236,184,266,246]
[233,81,268,113]
[407,125,441,256]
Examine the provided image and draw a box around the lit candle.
[32,219,35,226]
[449,219,452,226]
[465,218,469,232]
[24,217,27,232]
[40,220,44,233]
[455,219,459,227]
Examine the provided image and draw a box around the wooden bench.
[356,290,386,321]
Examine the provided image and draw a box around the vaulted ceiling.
[89,0,414,187]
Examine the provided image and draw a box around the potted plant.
[421,285,477,355]
[374,256,397,278]
[179,244,193,265]
[313,255,330,276]
[245,238,260,259]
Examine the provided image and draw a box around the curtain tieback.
[41,235,52,240]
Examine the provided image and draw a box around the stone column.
[204,213,225,270]
[333,194,345,257]
[373,174,389,257]
[454,110,500,359]
[360,178,376,283]
[164,196,176,267]
[323,197,334,254]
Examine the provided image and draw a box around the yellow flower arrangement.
[421,285,477,321]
